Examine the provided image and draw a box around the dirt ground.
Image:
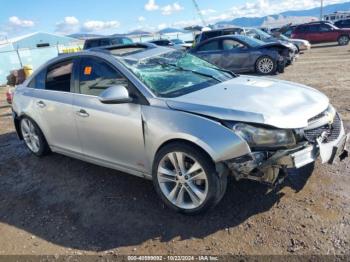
[0,43,349,256]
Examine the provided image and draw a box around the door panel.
[220,39,251,72]
[73,95,146,171]
[33,90,81,153]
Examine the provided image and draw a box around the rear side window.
[198,40,220,51]
[308,25,320,32]
[46,60,73,92]
[100,39,111,46]
[29,69,46,89]
[84,40,100,49]
[79,57,128,96]
[296,25,308,33]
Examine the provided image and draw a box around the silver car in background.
[12,43,349,214]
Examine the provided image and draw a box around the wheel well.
[155,139,214,164]
[13,113,23,140]
[14,114,47,142]
[338,34,350,40]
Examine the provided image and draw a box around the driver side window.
[320,24,331,32]
[79,57,128,96]
[222,39,245,50]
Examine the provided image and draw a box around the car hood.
[257,42,287,50]
[262,38,296,51]
[166,75,329,129]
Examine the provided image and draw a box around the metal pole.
[16,48,23,68]
[320,0,324,21]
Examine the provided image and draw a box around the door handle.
[36,100,46,108]
[76,109,89,118]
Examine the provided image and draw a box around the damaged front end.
[224,107,349,187]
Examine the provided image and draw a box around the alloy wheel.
[157,152,209,210]
[258,57,274,74]
[339,36,349,46]
[21,118,40,153]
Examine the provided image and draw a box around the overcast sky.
[0,0,348,37]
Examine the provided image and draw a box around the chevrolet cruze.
[12,43,349,214]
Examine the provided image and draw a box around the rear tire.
[152,142,227,214]
[255,56,276,75]
[338,35,349,46]
[20,117,50,157]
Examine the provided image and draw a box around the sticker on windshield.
[84,66,92,75]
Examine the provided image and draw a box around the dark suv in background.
[83,36,133,50]
[292,22,350,45]
[334,19,350,29]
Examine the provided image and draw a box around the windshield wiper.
[155,61,223,82]
[208,66,238,77]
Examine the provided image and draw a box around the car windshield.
[171,39,184,44]
[278,34,289,40]
[118,50,234,98]
[245,28,273,40]
[234,35,265,47]
[328,23,340,29]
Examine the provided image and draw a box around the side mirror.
[99,85,132,104]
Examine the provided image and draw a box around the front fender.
[141,105,251,171]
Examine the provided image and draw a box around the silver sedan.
[12,43,349,214]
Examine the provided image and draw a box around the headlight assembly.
[233,123,296,148]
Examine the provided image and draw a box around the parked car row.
[269,21,350,46]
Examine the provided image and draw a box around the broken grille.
[304,114,341,143]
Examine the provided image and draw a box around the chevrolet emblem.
[325,112,334,125]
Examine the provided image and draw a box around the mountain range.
[216,1,350,27]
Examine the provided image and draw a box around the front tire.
[338,35,349,46]
[20,117,50,156]
[255,56,276,75]
[152,142,227,214]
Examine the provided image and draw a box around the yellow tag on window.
[84,66,92,75]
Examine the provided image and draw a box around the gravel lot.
[0,43,349,256]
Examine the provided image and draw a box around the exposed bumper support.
[225,130,349,187]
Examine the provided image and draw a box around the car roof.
[298,21,333,26]
[336,18,350,22]
[85,36,131,41]
[195,35,244,47]
[90,43,173,60]
[149,39,170,42]
[202,27,242,33]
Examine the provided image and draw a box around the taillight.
[6,91,13,103]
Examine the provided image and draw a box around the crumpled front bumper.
[226,119,349,185]
[278,123,349,169]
